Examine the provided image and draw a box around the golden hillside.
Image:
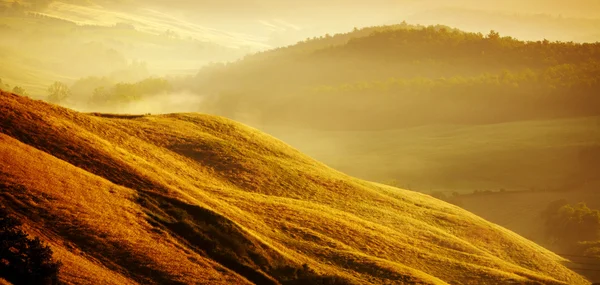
[0,91,590,285]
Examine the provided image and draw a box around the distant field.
[262,116,600,193]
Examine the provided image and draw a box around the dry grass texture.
[0,91,590,284]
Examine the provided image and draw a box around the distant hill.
[172,24,600,196]
[0,91,590,284]
[189,24,600,130]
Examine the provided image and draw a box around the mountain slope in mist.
[0,91,590,284]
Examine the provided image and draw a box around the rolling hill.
[189,24,600,131]
[170,23,600,197]
[0,91,591,284]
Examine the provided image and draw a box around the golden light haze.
[1,0,600,284]
[2,0,598,96]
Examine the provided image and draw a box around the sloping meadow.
[0,92,589,284]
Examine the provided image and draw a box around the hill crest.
[0,91,590,284]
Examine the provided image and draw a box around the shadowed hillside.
[0,91,590,284]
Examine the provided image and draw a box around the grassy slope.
[459,191,600,283]
[262,117,600,193]
[0,92,590,285]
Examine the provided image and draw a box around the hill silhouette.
[186,24,600,131]
[0,91,590,284]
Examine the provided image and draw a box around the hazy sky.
[137,0,600,20]
[139,0,600,45]
[39,0,600,50]
[6,0,598,93]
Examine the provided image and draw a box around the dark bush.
[542,200,600,252]
[0,207,61,285]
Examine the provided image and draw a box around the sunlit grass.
[0,92,590,284]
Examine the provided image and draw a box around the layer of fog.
[71,90,206,115]
[37,0,600,53]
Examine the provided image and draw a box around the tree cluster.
[89,77,172,106]
[0,207,61,285]
[0,79,29,97]
[542,200,600,254]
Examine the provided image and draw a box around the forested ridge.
[186,24,600,130]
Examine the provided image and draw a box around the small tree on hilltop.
[0,207,61,285]
[47,82,70,104]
